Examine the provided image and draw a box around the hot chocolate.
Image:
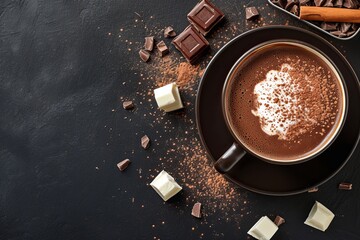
[226,43,345,161]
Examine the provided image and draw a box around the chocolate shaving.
[338,182,352,190]
[274,215,286,226]
[139,49,150,62]
[334,0,344,7]
[144,36,154,51]
[343,0,358,8]
[141,135,151,149]
[314,0,326,6]
[117,159,131,171]
[321,22,338,31]
[272,0,287,8]
[330,30,348,37]
[290,5,299,15]
[191,202,202,218]
[324,0,334,6]
[164,26,176,38]
[156,41,169,57]
[308,187,319,192]
[300,0,311,5]
[340,22,352,33]
[285,0,299,10]
[245,7,259,20]
[123,100,134,110]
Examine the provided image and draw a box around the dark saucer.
[195,26,360,196]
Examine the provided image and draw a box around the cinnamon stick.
[300,6,360,23]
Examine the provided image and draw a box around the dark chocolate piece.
[343,0,358,8]
[330,30,347,37]
[164,26,176,38]
[156,41,169,57]
[300,0,311,5]
[285,0,299,10]
[314,0,326,6]
[172,26,209,64]
[139,49,150,62]
[324,0,334,6]
[338,182,353,190]
[117,159,131,171]
[334,0,344,7]
[144,36,154,51]
[320,22,338,31]
[272,0,287,8]
[308,187,319,192]
[123,100,134,110]
[274,215,286,227]
[187,0,224,36]
[141,135,151,149]
[340,22,352,32]
[290,5,300,15]
[191,202,202,218]
[245,7,260,20]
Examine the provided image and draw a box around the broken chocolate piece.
[164,26,176,38]
[172,26,209,64]
[308,187,319,192]
[338,182,352,190]
[314,0,326,6]
[139,49,150,62]
[330,30,348,37]
[290,5,300,15]
[274,215,286,227]
[245,7,260,20]
[334,0,344,7]
[272,0,287,8]
[343,0,358,8]
[187,0,224,36]
[123,100,134,110]
[285,0,299,10]
[191,202,202,218]
[324,0,334,6]
[144,36,154,51]
[141,135,151,149]
[340,22,352,32]
[156,41,169,57]
[320,22,338,31]
[117,159,131,171]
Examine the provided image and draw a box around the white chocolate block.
[248,216,278,240]
[304,201,335,232]
[154,83,184,112]
[150,170,182,201]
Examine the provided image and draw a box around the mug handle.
[214,143,246,174]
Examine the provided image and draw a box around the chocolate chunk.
[324,0,334,6]
[172,26,209,64]
[272,0,287,8]
[123,100,134,110]
[340,22,352,32]
[290,5,300,15]
[144,36,154,51]
[308,187,319,192]
[274,215,286,227]
[141,135,151,149]
[300,0,311,5]
[245,7,260,20]
[285,0,299,10]
[320,22,338,31]
[338,182,352,190]
[191,202,202,218]
[343,0,358,8]
[187,0,224,36]
[334,0,344,6]
[117,159,131,171]
[314,0,326,6]
[164,26,176,38]
[156,41,169,57]
[139,49,150,62]
[330,30,348,37]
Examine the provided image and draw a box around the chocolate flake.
[340,22,352,33]
[164,26,176,38]
[139,49,150,62]
[191,202,202,218]
[343,0,358,8]
[141,135,151,149]
[308,187,319,192]
[330,30,348,37]
[338,182,352,190]
[347,30,356,36]
[274,215,286,227]
[334,0,344,7]
[300,0,311,5]
[324,0,334,6]
[290,5,300,15]
[156,41,169,57]
[117,159,131,171]
[314,0,326,6]
[272,0,287,8]
[123,100,134,110]
[285,0,299,10]
[321,22,338,31]
[245,7,259,20]
[352,23,359,31]
[144,36,154,51]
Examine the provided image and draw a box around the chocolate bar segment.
[187,0,224,36]
[144,36,154,51]
[245,7,260,20]
[157,41,169,57]
[172,26,209,64]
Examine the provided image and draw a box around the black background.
[1,0,359,239]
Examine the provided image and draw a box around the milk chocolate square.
[187,0,224,36]
[172,26,209,64]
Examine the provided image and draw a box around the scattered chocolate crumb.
[338,182,352,190]
[308,187,319,193]
[139,49,150,62]
[245,7,259,20]
[191,202,202,218]
[274,215,285,226]
[141,135,151,149]
[164,26,177,38]
[144,36,154,51]
[123,100,134,110]
[157,41,169,57]
[117,159,131,171]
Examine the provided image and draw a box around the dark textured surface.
[0,0,359,239]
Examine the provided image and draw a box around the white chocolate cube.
[247,216,278,240]
[304,201,335,231]
[150,170,182,201]
[154,83,184,112]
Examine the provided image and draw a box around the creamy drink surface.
[227,44,344,161]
